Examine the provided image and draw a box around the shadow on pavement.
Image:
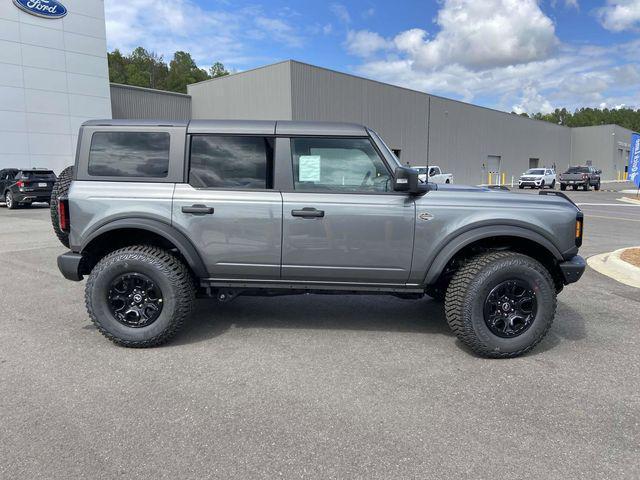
[172,294,452,347]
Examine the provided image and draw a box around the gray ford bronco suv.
[54,119,585,357]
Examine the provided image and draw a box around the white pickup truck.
[415,165,453,184]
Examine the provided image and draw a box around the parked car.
[518,168,556,189]
[53,119,586,358]
[559,166,601,191]
[415,165,453,184]
[0,168,56,209]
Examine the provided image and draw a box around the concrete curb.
[587,247,640,289]
[619,197,640,205]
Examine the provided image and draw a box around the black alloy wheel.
[107,273,163,328]
[483,279,537,338]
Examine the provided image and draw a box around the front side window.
[189,136,272,189]
[291,137,391,192]
[88,132,170,178]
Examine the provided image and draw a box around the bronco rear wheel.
[444,251,556,358]
[85,245,195,347]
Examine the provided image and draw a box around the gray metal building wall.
[110,84,191,120]
[290,61,428,165]
[571,125,634,180]
[187,62,292,120]
[428,96,571,185]
[184,60,632,184]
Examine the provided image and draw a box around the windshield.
[415,167,428,174]
[524,169,545,175]
[19,170,56,180]
[566,167,589,174]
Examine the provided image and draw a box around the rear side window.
[88,132,170,178]
[189,135,273,189]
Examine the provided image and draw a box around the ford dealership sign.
[13,0,67,19]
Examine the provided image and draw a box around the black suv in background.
[0,168,57,209]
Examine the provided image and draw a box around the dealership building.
[0,0,636,184]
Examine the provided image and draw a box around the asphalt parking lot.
[1,184,639,479]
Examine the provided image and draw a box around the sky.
[104,0,640,114]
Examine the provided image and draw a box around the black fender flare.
[80,217,208,278]
[423,225,563,285]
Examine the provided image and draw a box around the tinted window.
[566,167,589,174]
[88,132,170,178]
[525,169,545,175]
[291,137,391,192]
[20,170,56,180]
[189,136,272,189]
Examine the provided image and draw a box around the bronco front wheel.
[85,245,195,347]
[444,252,556,358]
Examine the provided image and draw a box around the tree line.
[107,47,229,94]
[515,107,640,132]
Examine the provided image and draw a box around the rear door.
[281,136,415,284]
[172,134,282,280]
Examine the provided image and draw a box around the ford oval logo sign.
[13,0,67,19]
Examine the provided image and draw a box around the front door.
[281,136,415,284]
[172,135,282,280]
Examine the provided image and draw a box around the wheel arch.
[80,218,208,278]
[424,226,564,287]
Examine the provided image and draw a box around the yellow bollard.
[501,172,506,185]
[488,172,492,185]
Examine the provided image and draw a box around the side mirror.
[393,166,419,194]
[597,169,602,174]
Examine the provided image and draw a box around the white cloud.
[330,3,351,24]
[254,17,304,48]
[345,30,391,57]
[343,0,640,112]
[597,0,640,31]
[389,0,558,71]
[362,7,375,18]
[104,0,303,68]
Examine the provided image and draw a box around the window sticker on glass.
[298,155,321,182]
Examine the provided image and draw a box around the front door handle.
[182,204,214,215]
[291,207,325,218]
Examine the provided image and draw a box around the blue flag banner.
[630,133,640,188]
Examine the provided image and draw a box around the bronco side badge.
[418,212,434,221]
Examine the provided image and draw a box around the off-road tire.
[50,166,73,248]
[444,251,556,358]
[594,182,600,191]
[85,245,195,347]
[560,183,566,191]
[550,180,556,189]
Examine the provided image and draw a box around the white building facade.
[0,0,111,173]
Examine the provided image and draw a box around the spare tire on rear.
[50,166,74,248]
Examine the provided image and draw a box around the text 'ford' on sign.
[13,0,67,19]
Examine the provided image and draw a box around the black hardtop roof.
[82,119,369,136]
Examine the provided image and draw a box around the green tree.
[167,51,210,93]
[209,62,229,78]
[106,47,230,94]
[107,49,127,84]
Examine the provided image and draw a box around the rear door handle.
[182,204,214,215]
[291,207,324,218]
